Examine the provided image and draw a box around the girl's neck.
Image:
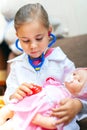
[45,48,54,57]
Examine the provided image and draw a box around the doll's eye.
[73,72,76,76]
[78,78,81,83]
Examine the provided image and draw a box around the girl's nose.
[30,42,38,49]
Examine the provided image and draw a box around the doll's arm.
[32,113,57,129]
[0,105,14,125]
[0,119,14,130]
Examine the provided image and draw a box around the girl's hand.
[51,98,83,125]
[10,83,34,101]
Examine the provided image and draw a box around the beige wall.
[29,0,87,36]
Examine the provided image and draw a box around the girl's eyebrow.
[35,34,43,37]
[36,32,45,36]
[19,37,29,39]
[19,33,44,39]
[19,36,27,38]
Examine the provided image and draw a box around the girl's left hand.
[51,98,83,125]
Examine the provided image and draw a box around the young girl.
[3,3,86,129]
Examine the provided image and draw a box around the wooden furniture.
[0,96,5,108]
[0,41,10,95]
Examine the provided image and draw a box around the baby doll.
[0,68,87,130]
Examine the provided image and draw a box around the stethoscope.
[15,33,56,71]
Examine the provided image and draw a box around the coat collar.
[7,47,66,71]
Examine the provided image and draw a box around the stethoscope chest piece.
[28,53,45,71]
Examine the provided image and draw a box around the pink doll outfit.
[8,78,72,130]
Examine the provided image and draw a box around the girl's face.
[16,21,52,58]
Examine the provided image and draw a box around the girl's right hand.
[51,98,82,125]
[9,83,34,101]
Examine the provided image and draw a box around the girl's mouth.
[30,51,41,58]
[30,51,39,55]
[31,51,38,54]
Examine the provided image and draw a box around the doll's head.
[65,68,87,98]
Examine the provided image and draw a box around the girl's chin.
[27,52,43,58]
[30,54,41,59]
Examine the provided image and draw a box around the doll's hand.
[0,105,14,125]
[51,98,82,125]
[10,83,34,101]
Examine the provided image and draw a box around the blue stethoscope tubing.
[15,33,56,71]
[48,33,56,48]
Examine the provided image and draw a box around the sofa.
[53,34,87,67]
[0,34,87,129]
[53,34,87,130]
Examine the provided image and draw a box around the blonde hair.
[14,3,50,30]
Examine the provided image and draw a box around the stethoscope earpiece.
[15,33,56,71]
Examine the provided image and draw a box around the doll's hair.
[14,3,50,30]
[76,67,87,71]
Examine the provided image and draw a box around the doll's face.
[65,69,87,95]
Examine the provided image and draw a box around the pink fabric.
[9,78,72,130]
[33,48,54,66]
[45,48,54,57]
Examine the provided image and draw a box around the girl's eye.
[36,37,43,41]
[22,40,30,43]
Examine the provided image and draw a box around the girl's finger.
[18,84,33,95]
[55,116,70,125]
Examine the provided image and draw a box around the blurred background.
[29,0,87,37]
[42,0,87,37]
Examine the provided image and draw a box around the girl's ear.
[16,32,18,37]
[48,25,52,36]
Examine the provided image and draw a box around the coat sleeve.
[77,99,87,120]
[3,62,19,104]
